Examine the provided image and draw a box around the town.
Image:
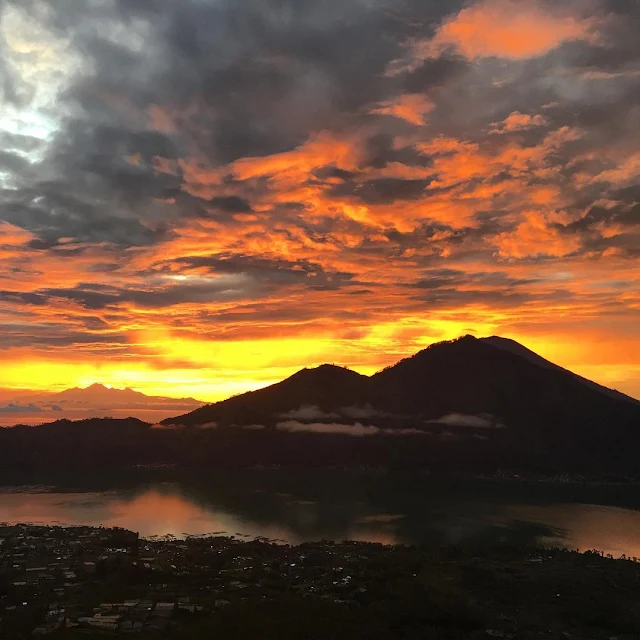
[1,524,640,639]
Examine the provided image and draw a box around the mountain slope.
[480,336,638,405]
[370,336,639,442]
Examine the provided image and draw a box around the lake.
[1,470,640,557]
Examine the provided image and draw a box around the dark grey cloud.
[0,150,30,174]
[0,322,130,349]
[330,177,435,204]
[0,291,48,306]
[4,253,357,310]
[36,281,259,310]
[187,297,374,328]
[313,166,359,182]
[0,187,169,248]
[360,133,435,170]
[400,54,471,94]
[0,132,43,154]
[410,287,563,309]
[0,403,42,414]
[170,253,356,291]
[209,195,253,214]
[412,269,539,291]
[0,0,470,249]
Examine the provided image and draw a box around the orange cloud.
[401,0,595,69]
[416,126,579,198]
[371,94,435,126]
[494,211,582,259]
[231,131,362,184]
[490,111,547,133]
[0,221,34,244]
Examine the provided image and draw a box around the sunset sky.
[0,0,638,402]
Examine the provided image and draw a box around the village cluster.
[0,523,384,637]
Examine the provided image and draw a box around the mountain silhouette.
[369,336,639,446]
[165,335,639,441]
[168,364,369,427]
[50,383,201,406]
[0,384,205,427]
[52,384,150,403]
[2,335,639,474]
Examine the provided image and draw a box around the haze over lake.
[2,471,640,558]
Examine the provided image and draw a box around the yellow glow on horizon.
[0,358,273,402]
[1,318,638,402]
[0,320,466,401]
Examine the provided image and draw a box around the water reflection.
[1,471,639,556]
[0,486,292,542]
[505,504,640,559]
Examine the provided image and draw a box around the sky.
[0,0,638,402]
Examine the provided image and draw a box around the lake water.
[1,470,640,558]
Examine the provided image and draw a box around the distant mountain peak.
[43,384,204,406]
[0,382,207,428]
[55,384,143,398]
[81,383,130,393]
[90,382,134,390]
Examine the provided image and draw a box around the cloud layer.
[275,421,431,437]
[0,0,638,400]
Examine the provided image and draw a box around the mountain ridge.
[164,335,639,432]
[0,383,205,427]
[50,383,202,404]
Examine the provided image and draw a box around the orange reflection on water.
[0,487,293,542]
[506,503,640,558]
[4,486,640,556]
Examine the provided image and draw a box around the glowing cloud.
[495,212,583,259]
[416,0,595,62]
[371,94,435,126]
[490,111,548,133]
